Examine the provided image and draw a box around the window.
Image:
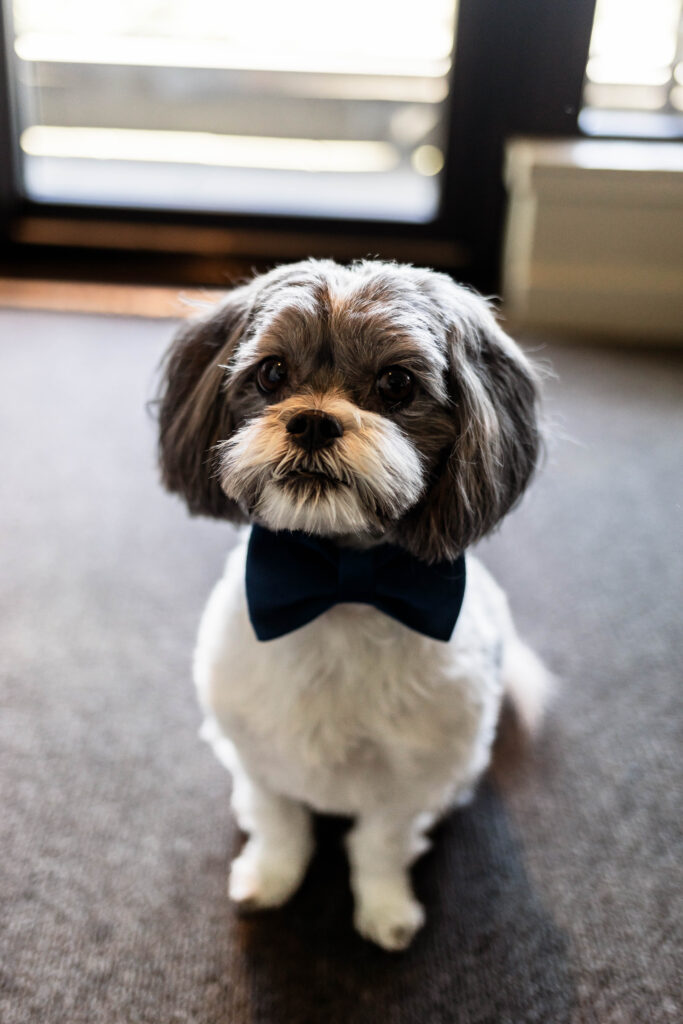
[11,0,457,222]
[581,0,683,137]
[0,0,601,288]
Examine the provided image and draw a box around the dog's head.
[158,260,540,562]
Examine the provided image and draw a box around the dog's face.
[158,260,540,562]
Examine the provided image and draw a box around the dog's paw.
[354,883,425,951]
[227,841,307,911]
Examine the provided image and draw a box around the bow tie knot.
[336,546,378,605]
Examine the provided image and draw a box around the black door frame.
[0,0,597,290]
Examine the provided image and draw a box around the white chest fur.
[194,537,509,818]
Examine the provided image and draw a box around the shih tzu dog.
[157,259,550,951]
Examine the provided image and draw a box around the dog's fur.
[157,259,549,950]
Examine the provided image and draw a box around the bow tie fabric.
[245,525,466,642]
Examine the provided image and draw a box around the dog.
[157,258,550,951]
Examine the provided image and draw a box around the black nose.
[286,410,344,452]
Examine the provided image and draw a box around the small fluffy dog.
[157,259,549,951]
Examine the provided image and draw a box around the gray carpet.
[0,308,681,1024]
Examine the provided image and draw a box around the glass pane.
[581,0,683,134]
[11,0,458,222]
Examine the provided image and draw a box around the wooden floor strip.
[0,278,224,319]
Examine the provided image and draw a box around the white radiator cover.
[502,139,683,342]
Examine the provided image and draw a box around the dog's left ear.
[400,275,541,563]
[157,283,254,520]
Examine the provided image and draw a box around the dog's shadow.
[202,748,575,1024]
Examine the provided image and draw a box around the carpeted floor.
[0,307,681,1024]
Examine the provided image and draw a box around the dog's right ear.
[157,284,253,520]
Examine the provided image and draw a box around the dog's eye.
[376,366,414,407]
[256,357,288,395]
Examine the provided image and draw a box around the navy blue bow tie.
[245,525,466,642]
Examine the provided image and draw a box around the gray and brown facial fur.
[157,259,541,563]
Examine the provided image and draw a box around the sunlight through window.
[11,0,458,221]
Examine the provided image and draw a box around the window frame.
[0,0,597,290]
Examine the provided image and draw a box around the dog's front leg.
[227,765,314,911]
[346,810,427,951]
